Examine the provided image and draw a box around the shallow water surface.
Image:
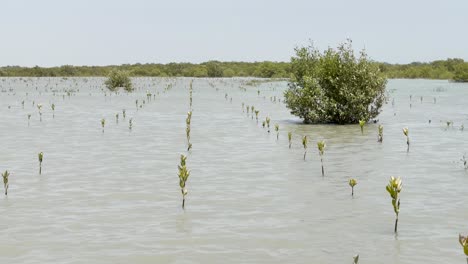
[1,78,468,264]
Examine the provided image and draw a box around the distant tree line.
[0,59,467,81]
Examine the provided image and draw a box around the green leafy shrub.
[284,40,387,124]
[105,69,133,92]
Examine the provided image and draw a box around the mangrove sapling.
[122,109,126,119]
[288,132,292,149]
[403,128,410,152]
[251,106,254,119]
[461,155,468,170]
[129,118,133,130]
[459,234,468,264]
[359,119,365,135]
[378,125,384,142]
[37,104,43,122]
[254,110,259,122]
[302,136,308,160]
[178,154,190,209]
[51,103,55,118]
[386,176,402,233]
[275,124,279,140]
[2,170,9,195]
[317,140,326,176]
[349,178,357,196]
[27,114,31,126]
[38,152,43,175]
[246,105,250,115]
[187,143,192,151]
[101,118,105,133]
[353,254,359,264]
[116,113,119,124]
[266,117,271,133]
[186,126,191,142]
[262,121,266,128]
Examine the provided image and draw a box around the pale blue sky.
[1,0,467,67]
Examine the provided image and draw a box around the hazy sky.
[1,0,467,67]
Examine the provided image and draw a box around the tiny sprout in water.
[378,125,384,142]
[458,234,468,261]
[266,117,271,133]
[178,154,191,209]
[101,118,106,133]
[403,128,410,152]
[275,124,279,140]
[302,135,308,160]
[2,170,9,195]
[359,119,365,134]
[317,140,326,176]
[349,178,357,196]
[386,176,402,233]
[38,152,44,174]
[353,254,359,264]
[288,132,292,149]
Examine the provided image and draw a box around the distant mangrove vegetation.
[0,58,468,81]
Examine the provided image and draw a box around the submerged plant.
[353,254,359,264]
[101,118,106,133]
[349,178,357,196]
[38,152,44,174]
[359,119,365,134]
[288,132,292,149]
[317,140,326,176]
[177,154,190,209]
[459,234,468,263]
[275,124,279,140]
[266,117,271,133]
[403,128,410,152]
[378,125,384,142]
[2,170,9,195]
[302,135,308,160]
[386,176,402,233]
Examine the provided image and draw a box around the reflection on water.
[1,77,468,263]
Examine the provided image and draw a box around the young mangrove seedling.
[2,170,9,195]
[275,124,279,140]
[122,109,126,119]
[51,103,55,118]
[262,121,266,128]
[38,152,44,174]
[378,125,384,142]
[116,113,119,124]
[129,118,133,130]
[459,234,468,264]
[317,140,326,176]
[386,176,402,233]
[266,117,271,133]
[27,114,31,126]
[403,128,410,152]
[187,143,192,152]
[101,118,106,133]
[461,155,468,170]
[37,103,43,122]
[186,126,191,141]
[242,102,244,112]
[302,135,308,160]
[353,254,359,264]
[251,106,254,119]
[359,119,365,135]
[288,132,292,149]
[246,105,250,114]
[254,110,259,122]
[178,154,190,209]
[349,178,357,196]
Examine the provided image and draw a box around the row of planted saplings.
[101,109,133,133]
[2,152,43,196]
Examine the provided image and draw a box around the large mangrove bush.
[284,40,387,124]
[105,69,133,92]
